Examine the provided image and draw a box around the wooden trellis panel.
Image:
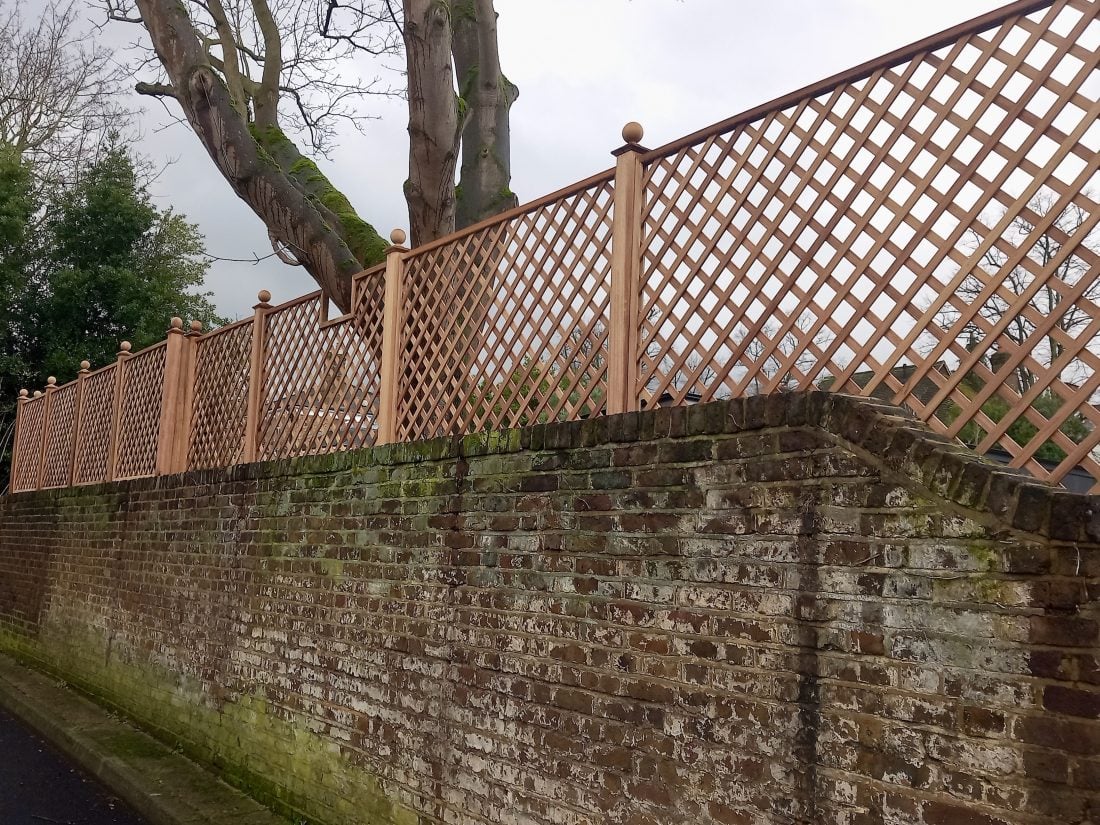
[259,282,384,460]
[188,321,253,470]
[115,344,167,480]
[10,395,46,492]
[638,0,1100,487]
[399,175,615,441]
[9,0,1100,493]
[40,383,78,489]
[72,366,118,485]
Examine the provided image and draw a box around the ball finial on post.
[389,228,407,246]
[119,341,132,354]
[46,376,56,387]
[80,360,91,372]
[169,316,184,331]
[257,289,272,304]
[18,389,28,399]
[190,320,204,333]
[622,121,644,144]
[33,390,42,398]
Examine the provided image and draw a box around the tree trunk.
[452,0,518,229]
[403,0,460,247]
[133,0,385,312]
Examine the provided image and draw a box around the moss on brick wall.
[1,393,1098,825]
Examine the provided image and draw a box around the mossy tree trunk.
[403,0,462,247]
[452,0,518,229]
[132,0,386,312]
[129,0,517,310]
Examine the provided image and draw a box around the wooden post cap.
[119,341,132,354]
[169,316,184,330]
[257,289,272,304]
[46,376,56,387]
[190,320,204,333]
[79,360,91,371]
[18,389,28,399]
[622,121,644,144]
[389,228,407,246]
[33,390,42,398]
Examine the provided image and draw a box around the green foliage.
[478,356,604,426]
[0,139,224,489]
[944,375,1090,463]
[0,145,35,429]
[26,143,224,379]
[0,144,32,253]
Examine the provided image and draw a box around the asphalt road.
[0,706,150,825]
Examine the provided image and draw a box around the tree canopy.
[0,0,129,189]
[0,141,223,490]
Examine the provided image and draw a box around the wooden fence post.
[606,121,648,416]
[377,229,409,445]
[10,388,28,491]
[26,390,43,490]
[68,360,90,486]
[155,318,197,476]
[107,342,133,482]
[243,290,273,464]
[182,320,204,470]
[35,377,57,490]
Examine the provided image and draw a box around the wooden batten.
[377,232,409,444]
[242,293,273,464]
[155,321,195,476]
[106,344,132,482]
[68,363,91,487]
[605,126,647,416]
[34,380,58,490]
[10,391,28,491]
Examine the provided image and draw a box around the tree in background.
[28,142,224,378]
[476,326,607,427]
[0,142,223,490]
[0,145,34,415]
[938,191,1099,462]
[102,0,516,311]
[0,1,129,190]
[950,192,1099,393]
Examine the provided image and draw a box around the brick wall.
[0,393,1097,825]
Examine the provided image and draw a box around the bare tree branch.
[0,0,132,187]
[135,80,177,97]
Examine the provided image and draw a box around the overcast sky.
[85,0,1010,319]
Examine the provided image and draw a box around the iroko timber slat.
[637,0,1100,487]
[8,0,1100,492]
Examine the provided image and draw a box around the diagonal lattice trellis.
[259,281,384,461]
[10,395,47,492]
[189,321,253,470]
[40,384,78,489]
[638,0,1100,487]
[114,344,167,480]
[399,177,615,442]
[73,366,118,486]
[9,0,1100,493]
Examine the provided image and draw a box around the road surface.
[0,705,149,825]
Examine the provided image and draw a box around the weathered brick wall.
[0,393,1097,825]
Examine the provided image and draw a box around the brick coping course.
[7,392,1095,542]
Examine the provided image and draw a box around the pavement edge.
[0,651,288,825]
